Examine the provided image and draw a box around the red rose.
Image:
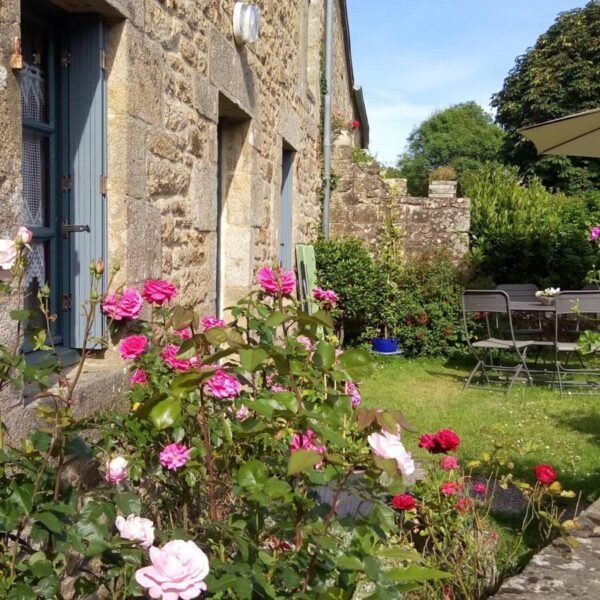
[436,429,460,452]
[419,429,461,454]
[534,464,557,485]
[391,494,416,511]
[455,497,474,514]
[440,482,459,496]
[418,433,437,452]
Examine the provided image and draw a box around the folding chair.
[463,290,534,394]
[554,290,600,397]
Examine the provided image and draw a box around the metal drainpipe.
[322,0,334,238]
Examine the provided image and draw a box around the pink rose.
[313,286,339,308]
[130,368,148,386]
[419,429,461,454]
[201,315,226,330]
[472,482,487,496]
[161,344,198,372]
[119,335,148,360]
[159,443,190,471]
[235,405,251,421]
[142,279,178,305]
[589,226,600,241]
[346,381,361,408]
[135,540,209,599]
[351,119,361,129]
[16,226,33,245]
[105,456,128,484]
[102,287,143,320]
[256,266,296,297]
[455,497,474,514]
[0,239,17,280]
[115,514,155,548]
[205,370,241,399]
[296,336,314,352]
[440,456,459,471]
[265,375,288,393]
[367,430,415,478]
[174,327,192,341]
[290,430,326,468]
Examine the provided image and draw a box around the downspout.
[322,0,334,238]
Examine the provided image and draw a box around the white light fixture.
[233,2,260,45]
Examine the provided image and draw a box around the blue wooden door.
[67,17,107,348]
[279,149,294,270]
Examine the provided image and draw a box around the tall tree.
[492,0,600,194]
[396,102,504,196]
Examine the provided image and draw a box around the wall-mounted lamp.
[233,2,260,46]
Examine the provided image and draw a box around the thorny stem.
[191,322,219,520]
[301,470,351,592]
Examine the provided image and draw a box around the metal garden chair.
[463,290,534,393]
[554,290,600,396]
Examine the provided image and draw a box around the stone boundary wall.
[330,135,470,261]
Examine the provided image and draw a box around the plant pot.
[539,296,555,306]
[372,337,399,353]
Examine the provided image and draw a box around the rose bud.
[15,226,33,246]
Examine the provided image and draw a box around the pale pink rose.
[296,335,314,352]
[313,286,339,308]
[346,381,361,408]
[161,344,198,372]
[15,226,33,245]
[115,514,155,548]
[367,430,415,478]
[256,266,296,297]
[135,540,209,600]
[159,443,190,471]
[130,368,148,386]
[105,456,128,484]
[142,279,178,305]
[205,370,241,399]
[119,335,148,360]
[235,405,251,421]
[102,287,143,320]
[174,327,193,341]
[440,456,459,471]
[201,315,226,330]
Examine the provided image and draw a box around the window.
[20,2,107,357]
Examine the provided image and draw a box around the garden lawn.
[361,356,600,502]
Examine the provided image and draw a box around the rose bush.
[0,238,580,600]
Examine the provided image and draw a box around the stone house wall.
[330,135,471,260]
[0,0,364,439]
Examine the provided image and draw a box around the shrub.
[465,163,600,289]
[352,147,377,164]
[429,165,457,181]
[315,237,386,341]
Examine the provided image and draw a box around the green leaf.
[149,398,181,430]
[263,478,292,499]
[7,583,37,600]
[314,341,335,370]
[115,492,142,516]
[35,574,59,599]
[287,450,322,475]
[239,347,268,372]
[336,555,364,570]
[10,309,34,321]
[172,306,197,331]
[34,511,64,533]
[378,548,423,561]
[204,573,238,593]
[237,459,269,490]
[205,327,229,345]
[10,483,33,514]
[339,348,375,380]
[252,392,298,418]
[170,371,203,396]
[265,311,290,328]
[385,566,450,582]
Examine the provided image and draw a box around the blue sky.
[346,0,587,165]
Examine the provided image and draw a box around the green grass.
[361,355,600,501]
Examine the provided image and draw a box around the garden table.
[509,300,556,313]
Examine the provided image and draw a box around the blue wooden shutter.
[68,17,106,348]
[279,149,294,270]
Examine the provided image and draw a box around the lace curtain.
[20,62,47,289]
